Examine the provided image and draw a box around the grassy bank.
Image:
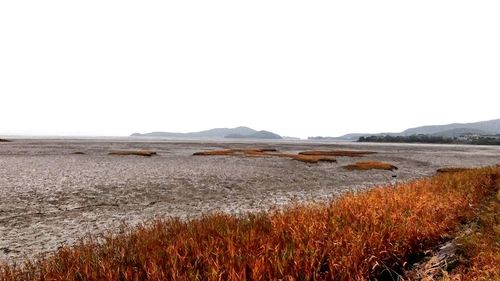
[450,188,500,280]
[1,167,498,280]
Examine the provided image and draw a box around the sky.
[1,1,499,139]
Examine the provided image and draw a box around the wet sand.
[0,139,499,263]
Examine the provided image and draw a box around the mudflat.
[0,139,499,263]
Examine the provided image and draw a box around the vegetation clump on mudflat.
[1,167,498,280]
[344,161,398,171]
[193,148,337,163]
[193,149,381,163]
[298,150,376,157]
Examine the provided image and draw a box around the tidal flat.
[0,139,499,263]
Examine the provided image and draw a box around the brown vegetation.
[299,150,376,157]
[257,148,278,152]
[109,151,157,157]
[344,161,398,171]
[0,139,11,142]
[263,152,337,163]
[450,189,500,279]
[290,154,337,163]
[1,167,498,280]
[436,167,470,174]
[192,149,270,156]
[193,149,336,163]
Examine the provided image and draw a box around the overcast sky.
[1,1,499,138]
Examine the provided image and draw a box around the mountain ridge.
[320,118,500,140]
[225,130,282,139]
[131,127,282,139]
[402,118,500,136]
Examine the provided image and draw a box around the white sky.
[1,1,499,138]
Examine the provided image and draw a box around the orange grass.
[257,152,337,163]
[193,149,336,163]
[192,149,272,156]
[290,154,337,163]
[449,188,500,280]
[1,167,498,280]
[109,150,157,157]
[299,150,376,157]
[344,161,398,171]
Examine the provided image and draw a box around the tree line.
[357,135,500,145]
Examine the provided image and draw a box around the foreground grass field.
[1,167,498,280]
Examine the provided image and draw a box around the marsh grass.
[193,149,337,163]
[298,150,376,157]
[450,189,500,280]
[1,167,498,280]
[193,149,268,156]
[290,154,337,163]
[344,161,398,171]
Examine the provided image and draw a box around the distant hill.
[282,136,301,140]
[308,136,340,141]
[131,127,282,139]
[430,128,495,138]
[336,133,374,140]
[312,132,400,141]
[225,130,282,139]
[402,119,500,136]
[329,118,500,141]
[308,136,353,141]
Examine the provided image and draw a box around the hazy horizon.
[2,117,500,139]
[1,1,499,139]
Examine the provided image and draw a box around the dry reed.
[344,161,398,171]
[1,167,498,280]
[299,150,376,157]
